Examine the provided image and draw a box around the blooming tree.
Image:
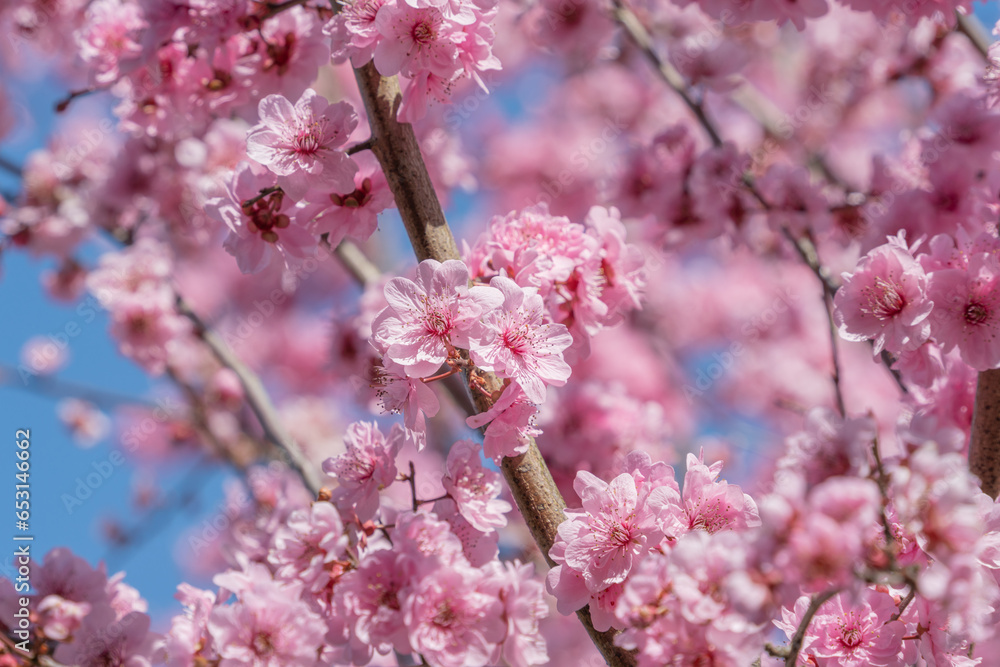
[4,0,1000,666]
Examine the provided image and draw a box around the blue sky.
[1,3,998,630]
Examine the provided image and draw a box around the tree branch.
[175,294,325,495]
[970,368,1000,499]
[351,60,636,667]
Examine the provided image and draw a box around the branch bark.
[970,369,1000,499]
[351,61,636,667]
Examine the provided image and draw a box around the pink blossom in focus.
[469,276,573,404]
[775,589,905,666]
[834,235,934,356]
[245,88,358,200]
[372,258,502,378]
[442,439,511,531]
[204,162,317,274]
[926,252,1000,371]
[466,383,541,462]
[322,421,404,521]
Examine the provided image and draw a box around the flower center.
[412,20,436,45]
[965,302,989,325]
[863,277,905,320]
[253,631,275,656]
[242,192,290,243]
[433,602,457,628]
[841,626,862,648]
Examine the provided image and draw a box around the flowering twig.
[970,369,1000,499]
[784,589,839,667]
[351,58,637,667]
[240,185,282,209]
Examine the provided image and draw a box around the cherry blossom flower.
[775,589,905,666]
[268,501,347,593]
[834,234,934,356]
[549,470,664,596]
[334,549,412,658]
[441,439,511,531]
[208,567,327,667]
[372,258,502,378]
[245,88,358,200]
[322,421,403,521]
[204,162,317,274]
[373,3,459,78]
[926,252,1000,371]
[403,567,506,667]
[466,383,541,462]
[295,152,393,247]
[76,0,147,85]
[326,0,388,67]
[469,276,573,404]
[653,452,760,539]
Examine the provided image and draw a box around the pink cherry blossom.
[834,234,934,356]
[208,567,327,667]
[775,589,905,666]
[334,548,412,658]
[372,258,503,378]
[555,470,663,593]
[469,276,573,404]
[76,0,147,85]
[204,162,317,274]
[466,383,541,462]
[245,88,358,200]
[441,439,512,531]
[403,567,506,667]
[373,3,459,78]
[267,501,347,593]
[295,152,394,247]
[322,421,403,521]
[655,452,760,539]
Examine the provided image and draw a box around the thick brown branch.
[351,61,636,667]
[353,62,460,263]
[970,368,1000,499]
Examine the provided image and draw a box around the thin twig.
[611,0,722,148]
[240,185,281,209]
[346,137,377,156]
[0,364,160,410]
[785,589,838,667]
[955,11,991,60]
[822,287,846,417]
[0,154,22,177]
[328,238,381,285]
[175,294,324,495]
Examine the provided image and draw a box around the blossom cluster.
[206,87,394,274]
[0,548,156,665]
[834,229,1000,371]
[327,0,501,121]
[144,426,547,667]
